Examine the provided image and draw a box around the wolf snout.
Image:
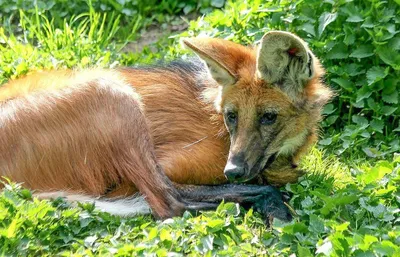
[224,162,247,181]
[224,153,249,181]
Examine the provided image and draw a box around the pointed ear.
[257,31,315,100]
[182,37,238,86]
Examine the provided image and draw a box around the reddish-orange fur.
[0,32,332,218]
[118,68,230,185]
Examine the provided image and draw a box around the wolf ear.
[182,38,237,86]
[257,31,315,100]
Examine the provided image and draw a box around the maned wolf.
[0,31,332,222]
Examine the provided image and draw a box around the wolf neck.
[194,69,229,138]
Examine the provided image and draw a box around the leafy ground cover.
[1,152,399,256]
[0,0,399,256]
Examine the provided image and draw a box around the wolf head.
[183,31,333,184]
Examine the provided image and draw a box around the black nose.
[224,153,247,181]
[224,164,246,181]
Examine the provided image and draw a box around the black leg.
[177,184,292,223]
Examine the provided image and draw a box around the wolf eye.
[226,111,238,125]
[260,112,277,125]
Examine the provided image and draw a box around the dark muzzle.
[224,152,248,182]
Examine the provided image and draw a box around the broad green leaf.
[367,98,379,112]
[201,235,214,251]
[331,78,354,91]
[155,249,168,257]
[382,79,399,104]
[374,240,399,256]
[366,66,389,85]
[334,222,349,232]
[334,194,358,205]
[301,196,314,208]
[382,91,399,104]
[148,227,158,240]
[319,137,332,146]
[283,222,308,234]
[299,23,316,36]
[7,217,18,238]
[363,147,382,158]
[356,85,373,102]
[324,115,339,126]
[344,33,356,45]
[220,202,240,216]
[159,229,172,242]
[350,45,374,58]
[309,214,324,233]
[354,250,375,257]
[345,63,364,76]
[322,104,336,115]
[360,164,392,184]
[318,12,337,36]
[346,14,363,22]
[211,0,225,8]
[15,61,28,75]
[375,185,396,196]
[361,17,374,28]
[370,119,384,133]
[326,43,349,59]
[79,216,93,228]
[351,97,365,108]
[352,115,369,127]
[381,106,398,115]
[388,35,400,50]
[298,244,313,257]
[207,219,225,230]
[359,235,378,251]
[360,130,371,138]
[343,26,356,45]
[84,235,97,248]
[377,46,400,70]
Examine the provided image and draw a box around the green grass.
[1,151,399,256]
[1,0,399,256]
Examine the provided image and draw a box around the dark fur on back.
[125,58,209,92]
